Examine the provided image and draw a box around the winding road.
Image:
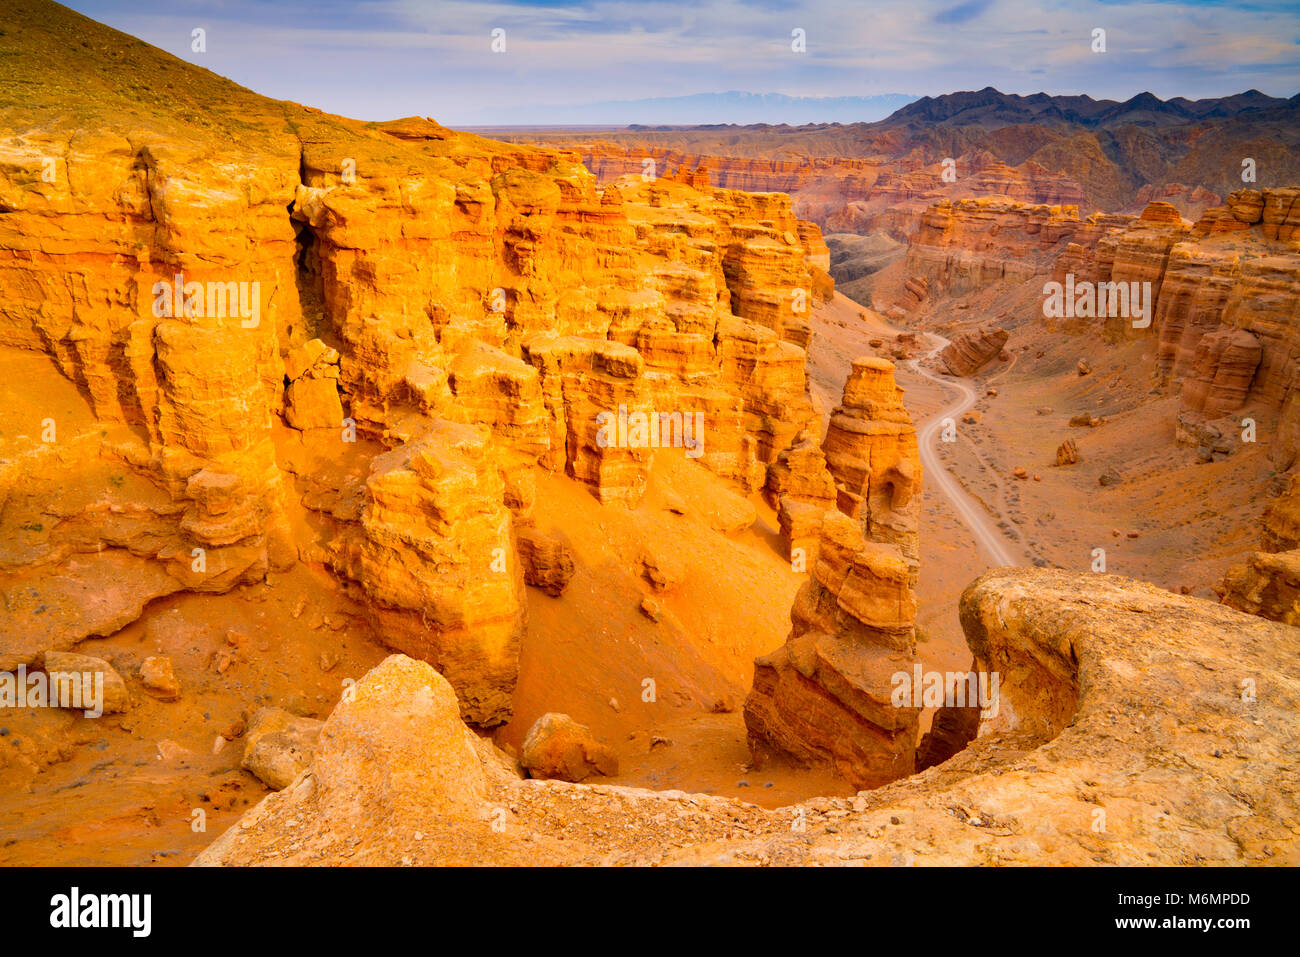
[907,337,1021,568]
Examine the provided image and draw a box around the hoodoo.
[744,358,925,788]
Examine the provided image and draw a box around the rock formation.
[819,359,922,570]
[939,325,1010,376]
[1130,183,1222,221]
[520,712,619,782]
[744,358,924,788]
[1054,438,1079,466]
[242,707,324,790]
[197,570,1300,865]
[568,145,1087,243]
[1220,550,1300,626]
[1262,475,1300,553]
[1179,328,1262,416]
[0,0,833,726]
[766,430,838,565]
[906,198,1088,295]
[514,522,576,597]
[1042,190,1300,464]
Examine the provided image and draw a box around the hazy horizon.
[59,0,1300,126]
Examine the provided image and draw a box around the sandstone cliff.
[906,197,1089,295]
[572,145,1085,242]
[1042,191,1300,466]
[0,0,831,725]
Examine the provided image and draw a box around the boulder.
[638,541,687,592]
[242,707,324,790]
[520,712,619,782]
[284,339,344,430]
[515,522,576,597]
[139,655,181,700]
[311,656,489,818]
[43,652,129,715]
[639,596,663,622]
[939,326,1009,376]
[1055,438,1079,466]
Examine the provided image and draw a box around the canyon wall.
[900,188,1300,471]
[905,197,1091,296]
[1044,191,1300,466]
[0,6,833,726]
[574,143,1086,242]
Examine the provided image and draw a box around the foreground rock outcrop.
[196,570,1300,866]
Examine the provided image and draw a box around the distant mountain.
[502,86,1300,216]
[880,87,1296,129]
[478,92,918,127]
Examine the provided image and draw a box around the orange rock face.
[1130,183,1223,221]
[327,422,525,727]
[1261,475,1300,554]
[573,145,1085,245]
[906,197,1089,295]
[745,510,921,789]
[1220,549,1300,626]
[0,28,832,725]
[744,359,924,788]
[1044,190,1300,466]
[939,325,1010,376]
[1180,328,1263,417]
[820,358,922,571]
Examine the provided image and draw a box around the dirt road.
[908,338,1021,568]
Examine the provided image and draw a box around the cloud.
[62,0,1300,124]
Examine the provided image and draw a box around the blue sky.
[64,0,1300,125]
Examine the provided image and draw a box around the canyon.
[0,0,1297,869]
[496,89,1299,311]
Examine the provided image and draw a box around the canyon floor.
[1,288,1274,866]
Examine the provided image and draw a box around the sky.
[63,0,1300,126]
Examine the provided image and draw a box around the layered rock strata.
[561,145,1085,243]
[1044,190,1300,464]
[0,0,831,725]
[744,358,923,788]
[906,197,1089,295]
[939,325,1010,376]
